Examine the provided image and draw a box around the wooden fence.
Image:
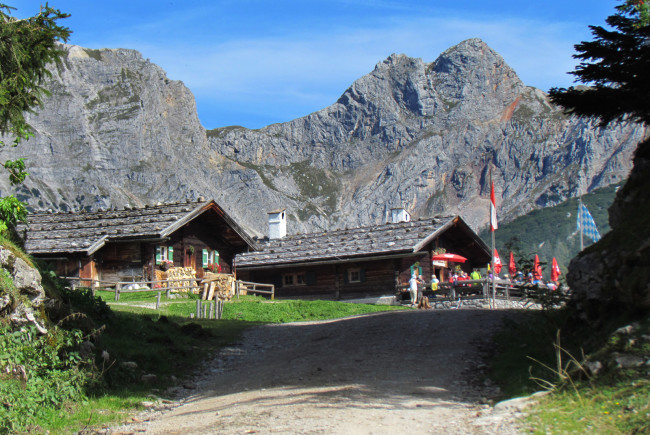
[398,278,548,302]
[235,280,275,300]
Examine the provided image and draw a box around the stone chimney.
[391,208,411,223]
[268,209,287,240]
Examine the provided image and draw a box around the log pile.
[166,267,199,293]
[201,273,235,301]
[154,269,167,287]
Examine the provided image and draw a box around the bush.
[0,324,98,433]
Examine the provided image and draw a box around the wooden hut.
[18,199,257,286]
[235,215,490,299]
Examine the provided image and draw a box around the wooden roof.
[18,199,257,255]
[236,215,490,269]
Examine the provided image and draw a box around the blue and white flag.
[577,203,601,242]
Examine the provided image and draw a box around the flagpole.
[490,168,496,309]
[579,197,584,251]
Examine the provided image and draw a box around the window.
[155,245,174,264]
[283,273,306,286]
[348,268,361,283]
[202,249,220,269]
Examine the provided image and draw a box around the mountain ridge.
[0,38,646,238]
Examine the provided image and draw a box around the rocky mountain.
[0,39,646,237]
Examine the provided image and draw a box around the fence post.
[156,292,161,310]
[271,284,275,300]
[209,300,214,319]
[195,299,201,319]
[115,282,121,301]
[235,280,240,299]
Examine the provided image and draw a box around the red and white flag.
[490,181,498,231]
[493,249,502,274]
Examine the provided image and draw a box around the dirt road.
[112,309,525,434]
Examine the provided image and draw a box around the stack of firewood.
[166,267,198,293]
[201,272,235,301]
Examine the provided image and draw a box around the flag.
[493,249,502,274]
[508,251,517,276]
[577,202,601,242]
[551,257,561,282]
[490,181,498,231]
[533,255,543,280]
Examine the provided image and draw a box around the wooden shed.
[235,215,490,299]
[18,199,257,285]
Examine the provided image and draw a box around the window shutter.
[214,250,219,266]
[202,249,208,268]
[168,246,174,262]
[155,246,162,264]
[410,265,414,275]
[360,268,366,282]
[418,266,422,276]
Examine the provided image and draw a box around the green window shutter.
[305,271,316,285]
[360,269,366,282]
[410,265,414,275]
[418,266,422,276]
[202,249,208,268]
[214,250,219,265]
[168,246,174,262]
[155,246,162,264]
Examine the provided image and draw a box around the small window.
[283,273,306,286]
[156,245,173,264]
[348,268,361,283]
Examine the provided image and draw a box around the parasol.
[431,253,467,263]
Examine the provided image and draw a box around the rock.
[0,247,47,329]
[141,374,157,383]
[614,355,645,369]
[120,361,138,370]
[584,360,603,376]
[2,40,643,238]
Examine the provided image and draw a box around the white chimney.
[268,209,287,239]
[391,208,411,223]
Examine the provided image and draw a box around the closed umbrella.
[431,253,467,263]
[508,251,517,276]
[551,257,561,282]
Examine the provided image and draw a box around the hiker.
[430,275,439,292]
[470,269,481,280]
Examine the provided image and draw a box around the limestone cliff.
[0,39,645,237]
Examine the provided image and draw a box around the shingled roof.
[18,199,257,255]
[236,215,489,268]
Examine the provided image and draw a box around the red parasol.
[551,257,561,282]
[533,255,543,280]
[508,251,517,276]
[432,253,467,263]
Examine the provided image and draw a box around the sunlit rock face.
[0,39,645,237]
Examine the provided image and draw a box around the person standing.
[408,274,420,306]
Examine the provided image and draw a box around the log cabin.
[17,198,257,285]
[235,209,490,299]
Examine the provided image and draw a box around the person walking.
[408,274,421,306]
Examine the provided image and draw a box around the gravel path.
[110,308,527,434]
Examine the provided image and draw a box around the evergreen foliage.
[548,1,650,127]
[0,3,70,233]
[480,184,618,277]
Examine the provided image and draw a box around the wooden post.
[196,299,201,319]
[156,292,161,310]
[217,300,224,319]
[115,282,121,301]
[209,301,214,319]
[271,284,275,300]
[203,303,208,319]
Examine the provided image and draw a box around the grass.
[489,309,650,434]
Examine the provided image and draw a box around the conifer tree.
[0,3,70,231]
[548,1,650,127]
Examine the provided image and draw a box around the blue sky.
[11,1,617,130]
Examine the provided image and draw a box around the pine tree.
[548,1,650,127]
[0,3,70,231]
